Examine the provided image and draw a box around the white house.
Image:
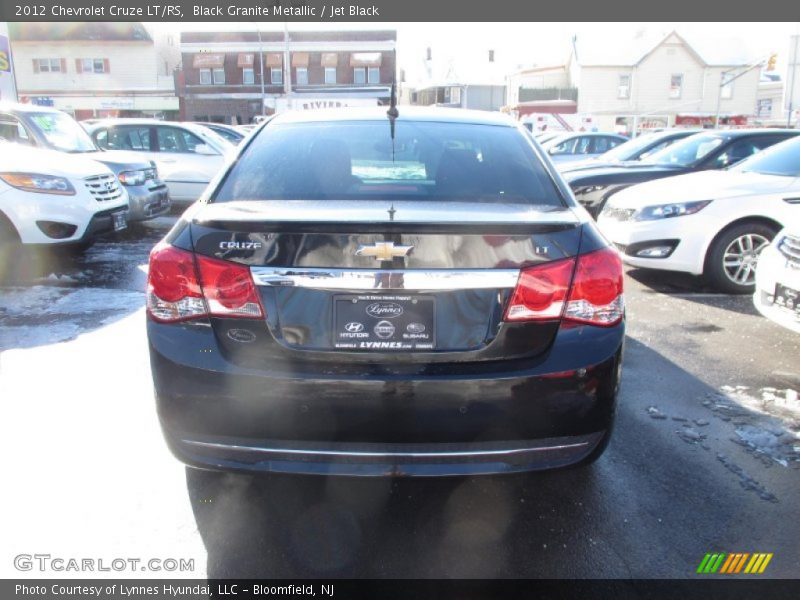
[507,31,763,133]
[9,22,179,120]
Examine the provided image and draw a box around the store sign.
[99,98,135,109]
[31,96,54,107]
[0,24,17,101]
[273,97,379,112]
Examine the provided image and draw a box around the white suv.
[0,143,129,258]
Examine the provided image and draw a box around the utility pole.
[787,35,799,128]
[283,21,291,108]
[257,25,265,116]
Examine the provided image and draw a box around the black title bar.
[1,0,796,22]
[4,579,800,600]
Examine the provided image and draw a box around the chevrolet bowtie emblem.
[355,241,413,261]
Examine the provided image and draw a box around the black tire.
[704,222,778,294]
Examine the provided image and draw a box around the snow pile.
[720,385,800,417]
[707,385,800,468]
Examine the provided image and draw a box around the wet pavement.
[0,217,798,578]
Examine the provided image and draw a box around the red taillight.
[504,258,575,321]
[147,243,206,323]
[564,248,624,326]
[146,243,263,322]
[196,255,263,318]
[504,247,624,327]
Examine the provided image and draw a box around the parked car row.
[0,102,171,222]
[0,104,249,275]
[550,126,799,331]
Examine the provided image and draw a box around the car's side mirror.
[194,143,218,156]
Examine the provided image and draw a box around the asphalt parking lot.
[1,216,798,579]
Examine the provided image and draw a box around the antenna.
[387,48,399,162]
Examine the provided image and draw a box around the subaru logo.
[344,322,364,333]
[406,322,426,334]
[366,302,404,319]
[374,320,396,339]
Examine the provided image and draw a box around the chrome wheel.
[722,233,770,286]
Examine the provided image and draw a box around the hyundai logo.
[374,320,396,339]
[344,322,364,333]
[366,302,404,319]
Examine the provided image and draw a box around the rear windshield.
[213,120,563,206]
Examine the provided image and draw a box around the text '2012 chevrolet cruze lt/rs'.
[146,107,625,476]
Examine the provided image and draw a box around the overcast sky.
[149,22,800,84]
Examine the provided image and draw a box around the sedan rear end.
[146,108,625,476]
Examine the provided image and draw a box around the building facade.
[402,46,507,112]
[409,83,506,112]
[506,32,762,133]
[178,30,396,124]
[754,74,787,126]
[9,22,179,120]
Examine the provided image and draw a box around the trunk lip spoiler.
[193,200,583,226]
[250,267,521,290]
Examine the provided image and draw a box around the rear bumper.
[165,431,608,477]
[126,185,171,222]
[149,320,624,476]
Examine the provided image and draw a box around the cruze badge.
[219,241,262,250]
[355,241,413,261]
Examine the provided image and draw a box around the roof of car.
[0,102,63,114]
[546,131,628,140]
[268,106,518,127]
[83,119,215,131]
[698,128,800,138]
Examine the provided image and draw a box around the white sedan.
[0,144,129,277]
[597,136,800,293]
[84,119,235,207]
[754,224,800,333]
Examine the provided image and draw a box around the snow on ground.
[706,385,800,469]
[0,309,207,578]
[0,286,145,350]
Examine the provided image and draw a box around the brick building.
[178,30,396,124]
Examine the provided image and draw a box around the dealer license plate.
[334,294,435,351]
